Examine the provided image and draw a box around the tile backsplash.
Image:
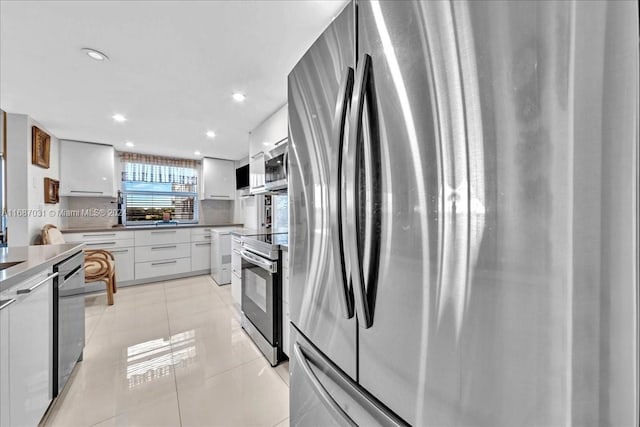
[60,196,234,228]
[60,196,118,229]
[200,199,234,224]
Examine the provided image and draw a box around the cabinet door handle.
[83,233,116,237]
[109,249,130,254]
[150,230,177,234]
[209,194,230,198]
[70,190,104,194]
[151,245,177,250]
[86,241,116,246]
[195,242,211,246]
[17,273,58,294]
[151,260,177,266]
[0,299,16,311]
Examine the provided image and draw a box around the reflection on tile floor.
[44,276,290,427]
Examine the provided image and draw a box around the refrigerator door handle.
[294,342,358,427]
[331,67,355,319]
[347,53,382,329]
[295,339,407,427]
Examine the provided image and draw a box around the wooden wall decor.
[32,126,51,168]
[44,178,59,204]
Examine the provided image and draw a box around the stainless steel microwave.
[264,138,288,191]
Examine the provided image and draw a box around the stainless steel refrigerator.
[287,1,638,426]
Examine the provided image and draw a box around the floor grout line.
[164,280,184,427]
[272,416,289,427]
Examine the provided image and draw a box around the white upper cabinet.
[60,140,115,197]
[249,104,288,156]
[201,157,235,200]
[248,104,287,194]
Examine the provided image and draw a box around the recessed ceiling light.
[232,93,246,102]
[262,142,270,146]
[194,150,201,156]
[82,48,109,61]
[125,141,134,147]
[206,131,216,138]
[112,114,127,122]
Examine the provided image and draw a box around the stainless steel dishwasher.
[53,251,85,397]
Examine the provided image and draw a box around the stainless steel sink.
[0,261,24,271]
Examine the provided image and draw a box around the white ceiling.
[0,0,348,160]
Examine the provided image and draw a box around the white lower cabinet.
[63,232,135,284]
[0,298,10,427]
[63,227,230,286]
[231,273,242,307]
[135,258,191,280]
[134,229,191,281]
[191,242,211,272]
[107,247,135,283]
[7,270,54,427]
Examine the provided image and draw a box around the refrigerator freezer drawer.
[290,326,406,427]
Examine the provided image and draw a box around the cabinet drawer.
[135,258,191,280]
[82,239,135,250]
[64,231,134,242]
[135,229,190,246]
[191,241,211,271]
[191,228,212,243]
[135,243,191,263]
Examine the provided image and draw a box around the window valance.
[120,152,199,185]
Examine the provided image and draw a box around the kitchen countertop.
[0,243,85,293]
[61,223,244,233]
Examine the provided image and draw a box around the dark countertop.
[61,223,244,233]
[0,243,85,293]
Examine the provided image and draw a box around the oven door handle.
[240,250,277,273]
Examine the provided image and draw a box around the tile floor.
[43,275,290,427]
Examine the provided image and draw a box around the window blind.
[123,192,197,222]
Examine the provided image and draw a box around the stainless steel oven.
[264,138,288,191]
[240,233,287,366]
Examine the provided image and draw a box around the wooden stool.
[41,224,118,305]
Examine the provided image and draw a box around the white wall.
[6,113,60,245]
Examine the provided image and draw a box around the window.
[121,157,199,224]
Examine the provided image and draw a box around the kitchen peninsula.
[1,243,85,426]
